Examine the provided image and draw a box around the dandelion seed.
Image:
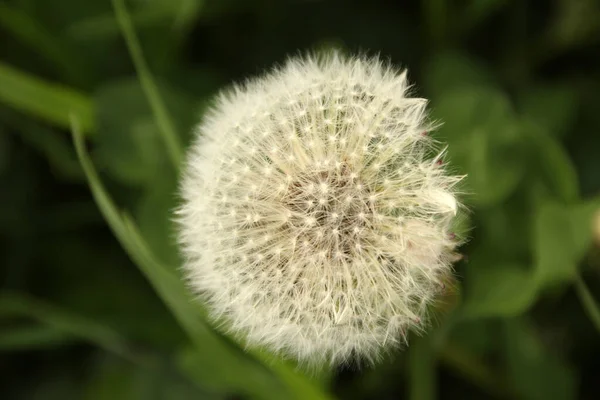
[177,52,464,367]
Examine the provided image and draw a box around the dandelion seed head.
[177,52,464,367]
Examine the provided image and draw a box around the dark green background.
[1,0,600,399]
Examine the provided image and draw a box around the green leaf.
[462,264,538,318]
[534,198,600,288]
[518,84,579,138]
[504,318,577,400]
[0,62,94,134]
[433,87,525,206]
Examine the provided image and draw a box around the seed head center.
[283,163,372,259]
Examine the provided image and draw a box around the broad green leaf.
[462,264,537,318]
[534,198,600,288]
[504,318,577,400]
[518,84,578,138]
[0,62,94,133]
[433,87,525,206]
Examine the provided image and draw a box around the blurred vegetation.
[1,0,600,399]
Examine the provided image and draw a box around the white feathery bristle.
[177,52,464,367]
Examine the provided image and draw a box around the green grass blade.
[111,0,183,169]
[0,62,94,134]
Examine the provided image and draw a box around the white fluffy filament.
[177,52,463,366]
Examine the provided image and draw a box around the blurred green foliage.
[1,0,600,399]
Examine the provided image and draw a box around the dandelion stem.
[111,0,183,169]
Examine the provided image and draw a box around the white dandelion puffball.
[177,53,463,366]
